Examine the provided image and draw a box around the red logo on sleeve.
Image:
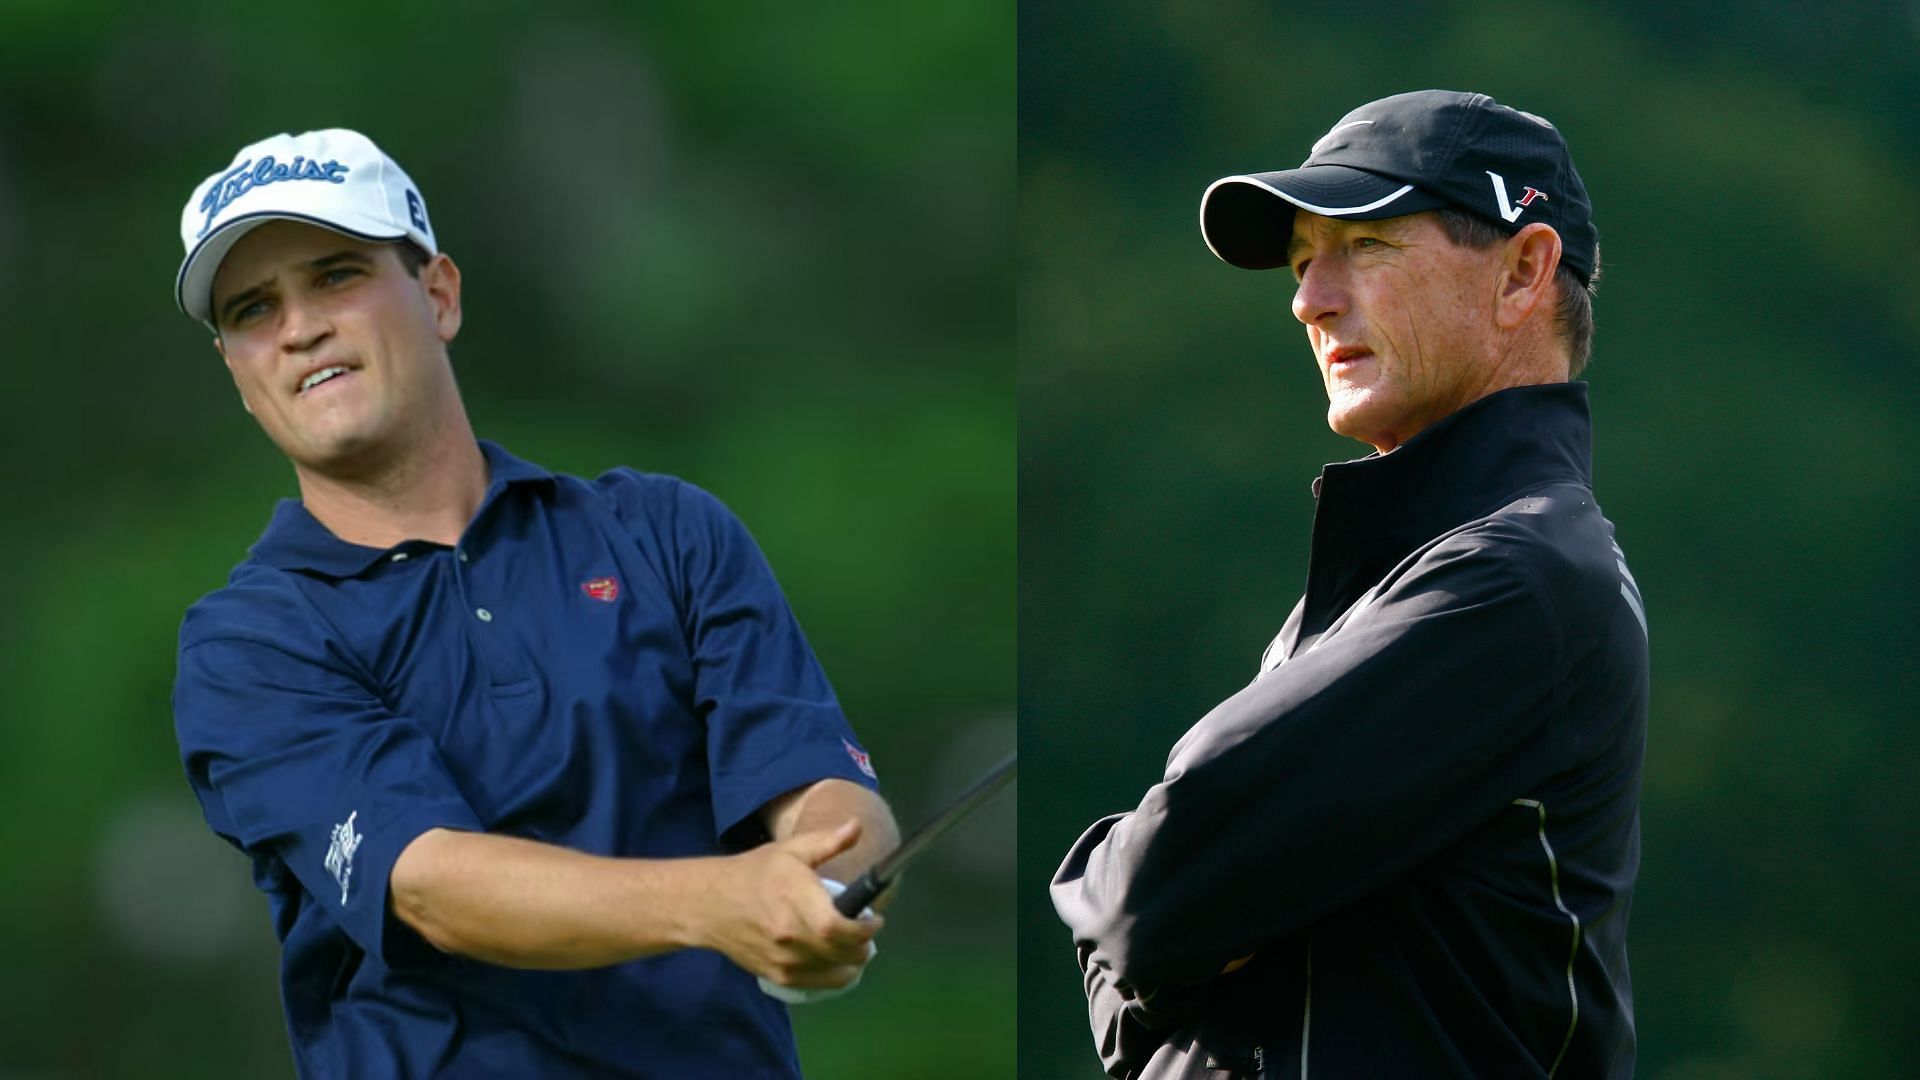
[843,738,877,779]
[582,577,620,603]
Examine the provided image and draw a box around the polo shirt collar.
[248,440,556,578]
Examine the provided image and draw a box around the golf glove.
[757,877,878,1005]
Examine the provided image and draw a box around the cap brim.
[1199,166,1449,269]
[175,210,410,325]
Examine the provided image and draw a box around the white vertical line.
[1612,555,1640,594]
[1614,543,1647,638]
[1619,582,1647,637]
[1300,939,1312,1078]
[1513,799,1581,1078]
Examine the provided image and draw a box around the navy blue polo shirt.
[172,440,881,1079]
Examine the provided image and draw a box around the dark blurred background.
[1019,1,1919,1077]
[0,3,1011,1077]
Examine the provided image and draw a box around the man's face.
[1286,210,1504,452]
[211,220,462,475]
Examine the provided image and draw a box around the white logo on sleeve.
[324,811,363,905]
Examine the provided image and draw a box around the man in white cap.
[1052,90,1645,1078]
[171,129,899,1077]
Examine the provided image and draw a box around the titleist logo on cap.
[197,156,352,238]
[174,128,438,324]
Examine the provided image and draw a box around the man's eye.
[1354,237,1382,249]
[1291,258,1312,280]
[233,299,270,324]
[319,267,361,286]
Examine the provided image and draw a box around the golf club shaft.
[835,752,1017,916]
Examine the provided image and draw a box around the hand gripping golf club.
[835,751,1017,917]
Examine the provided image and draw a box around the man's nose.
[1290,259,1348,327]
[278,293,332,353]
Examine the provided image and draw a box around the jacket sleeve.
[1051,526,1573,993]
[1064,817,1217,1078]
[1082,941,1169,1079]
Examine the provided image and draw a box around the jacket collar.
[248,440,555,578]
[1302,382,1593,627]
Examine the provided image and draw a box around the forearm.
[389,827,719,969]
[762,778,898,888]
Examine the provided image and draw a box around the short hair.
[1432,206,1600,377]
[392,240,431,278]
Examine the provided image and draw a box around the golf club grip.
[836,869,886,917]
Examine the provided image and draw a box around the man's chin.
[282,428,395,481]
[1326,394,1390,449]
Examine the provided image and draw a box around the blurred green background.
[0,2,1011,1077]
[1019,1,1919,1077]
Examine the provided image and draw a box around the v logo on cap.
[1487,171,1550,224]
[1197,90,1597,285]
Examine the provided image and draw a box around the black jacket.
[1052,384,1646,1079]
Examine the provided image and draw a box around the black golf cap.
[1200,89,1596,284]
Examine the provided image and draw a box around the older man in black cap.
[1052,90,1646,1078]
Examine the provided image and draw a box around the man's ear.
[421,253,463,343]
[1495,222,1562,330]
[214,334,254,416]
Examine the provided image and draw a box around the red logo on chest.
[582,577,620,603]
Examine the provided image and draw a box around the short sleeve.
[174,633,485,964]
[670,481,881,843]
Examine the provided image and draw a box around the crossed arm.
[389,778,899,988]
[1052,537,1573,1075]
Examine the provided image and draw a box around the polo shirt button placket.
[455,539,529,686]
[462,550,491,622]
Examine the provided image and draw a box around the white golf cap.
[175,128,436,324]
